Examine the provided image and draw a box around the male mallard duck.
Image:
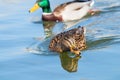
[29,0,96,22]
[49,26,86,55]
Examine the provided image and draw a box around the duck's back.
[49,26,86,53]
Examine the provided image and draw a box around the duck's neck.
[38,0,52,13]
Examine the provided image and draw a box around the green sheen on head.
[29,0,51,13]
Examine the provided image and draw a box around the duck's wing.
[53,0,93,12]
[53,1,93,21]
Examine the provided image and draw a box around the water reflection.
[59,52,81,72]
[42,20,56,38]
[32,19,57,38]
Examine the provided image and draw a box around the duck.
[49,26,86,55]
[29,0,96,22]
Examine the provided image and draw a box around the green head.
[29,0,51,13]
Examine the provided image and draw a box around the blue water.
[0,0,120,80]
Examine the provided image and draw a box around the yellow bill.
[29,3,40,13]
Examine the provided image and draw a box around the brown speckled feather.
[49,26,86,55]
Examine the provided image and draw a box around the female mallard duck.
[29,0,96,22]
[49,26,86,55]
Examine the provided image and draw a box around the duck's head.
[63,38,81,55]
[70,47,81,55]
[29,0,51,13]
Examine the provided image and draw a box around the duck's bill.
[29,3,40,13]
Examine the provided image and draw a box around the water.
[0,0,120,80]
